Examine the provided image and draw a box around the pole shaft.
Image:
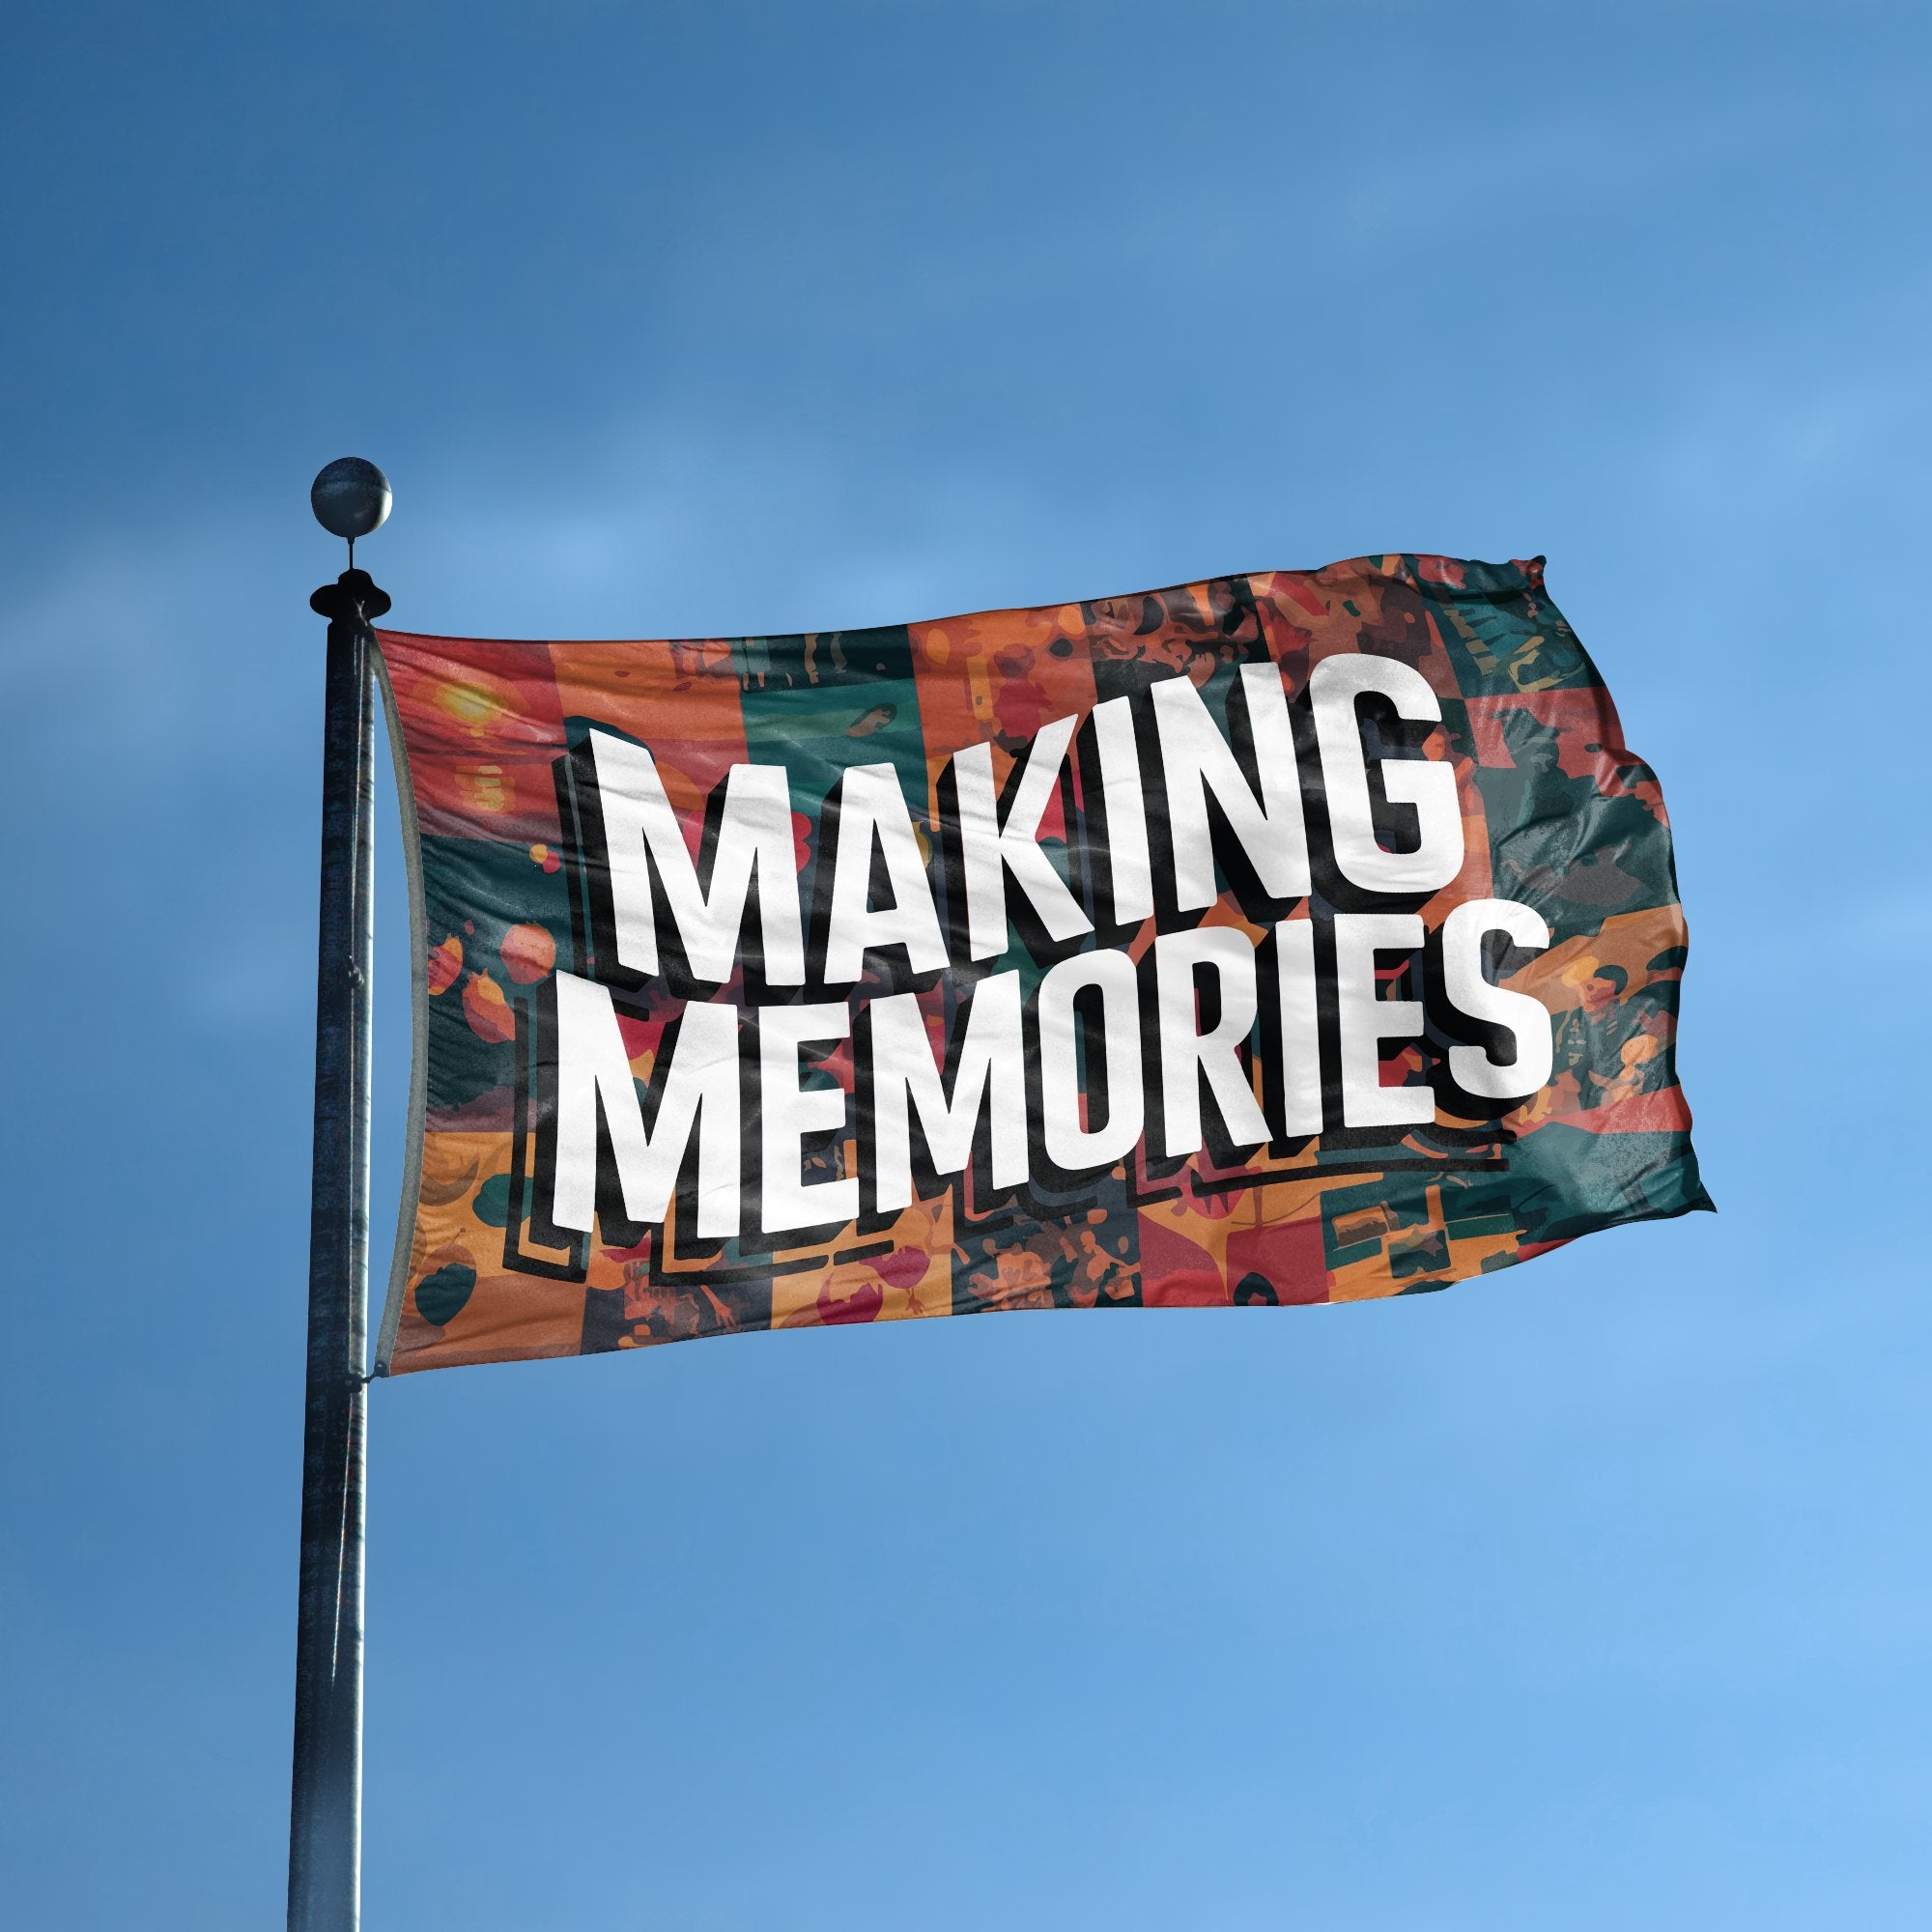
[290,574,381,1932]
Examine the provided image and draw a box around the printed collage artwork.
[374,554,1710,1374]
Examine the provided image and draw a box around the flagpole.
[290,461,391,1932]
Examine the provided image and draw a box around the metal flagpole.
[290,459,392,1932]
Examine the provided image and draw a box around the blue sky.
[3,3,1929,1926]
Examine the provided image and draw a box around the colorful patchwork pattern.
[374,554,1710,1375]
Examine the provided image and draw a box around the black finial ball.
[310,457,392,541]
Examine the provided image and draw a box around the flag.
[372,554,1710,1375]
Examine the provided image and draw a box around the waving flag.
[372,554,1709,1375]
